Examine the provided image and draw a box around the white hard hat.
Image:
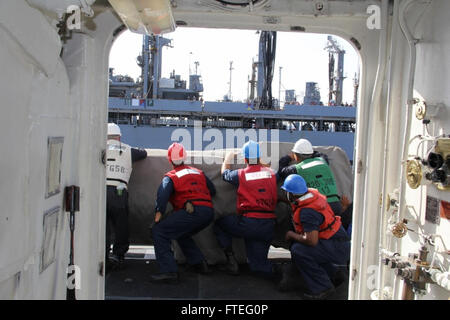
[292,139,313,155]
[108,123,121,136]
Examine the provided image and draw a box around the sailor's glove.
[149,211,162,236]
[101,149,106,165]
[185,201,194,214]
[340,195,351,212]
[279,155,293,168]
[224,151,237,165]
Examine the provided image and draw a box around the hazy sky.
[109,27,360,104]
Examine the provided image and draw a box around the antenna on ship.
[228,61,234,101]
[278,66,283,108]
[194,61,199,75]
[189,51,193,76]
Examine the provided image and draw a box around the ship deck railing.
[109,98,356,122]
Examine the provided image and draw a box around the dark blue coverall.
[290,208,350,294]
[214,169,279,276]
[152,175,216,273]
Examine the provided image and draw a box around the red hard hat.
[167,142,187,164]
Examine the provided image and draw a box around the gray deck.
[105,247,349,300]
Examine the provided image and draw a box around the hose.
[427,270,450,292]
[259,31,277,109]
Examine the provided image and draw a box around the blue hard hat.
[281,174,308,195]
[242,140,260,159]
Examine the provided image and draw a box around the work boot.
[105,258,118,275]
[221,251,239,275]
[110,254,125,270]
[271,263,283,278]
[194,260,212,274]
[331,269,348,288]
[149,272,179,284]
[185,260,212,274]
[106,254,124,273]
[302,286,336,300]
[277,263,307,292]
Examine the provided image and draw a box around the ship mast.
[248,59,257,101]
[278,66,283,107]
[325,36,346,106]
[194,61,199,75]
[140,34,172,101]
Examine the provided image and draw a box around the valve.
[414,99,427,120]
[385,257,409,269]
[388,259,397,269]
[414,100,444,121]
[427,152,444,169]
[396,261,410,269]
[406,159,423,189]
[390,221,408,238]
[388,245,436,298]
[418,245,429,264]
[386,190,399,211]
[395,267,414,279]
[425,169,445,183]
[434,139,450,190]
[416,138,450,191]
[406,159,433,189]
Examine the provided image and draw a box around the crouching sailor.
[214,140,278,278]
[150,143,216,283]
[281,174,350,300]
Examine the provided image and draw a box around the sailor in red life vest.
[280,174,350,300]
[150,143,216,283]
[214,140,279,278]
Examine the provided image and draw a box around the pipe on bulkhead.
[373,0,390,123]
[376,0,393,299]
[400,277,415,300]
[397,0,419,225]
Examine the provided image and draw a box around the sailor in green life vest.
[277,139,346,227]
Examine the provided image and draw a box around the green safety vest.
[295,157,340,203]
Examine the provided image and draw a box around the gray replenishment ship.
[108,33,357,162]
